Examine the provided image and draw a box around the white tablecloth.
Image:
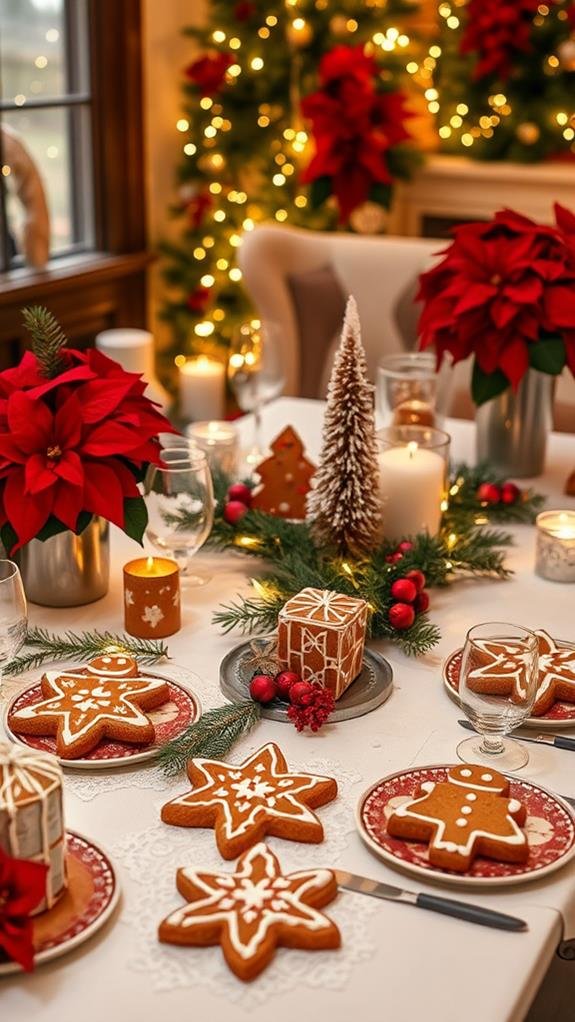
[3,398,575,1022]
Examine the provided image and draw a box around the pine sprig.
[22,305,69,379]
[4,628,169,677]
[158,701,261,776]
[444,463,545,529]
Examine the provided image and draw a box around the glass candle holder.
[376,352,450,429]
[535,510,575,583]
[186,420,239,476]
[377,425,451,542]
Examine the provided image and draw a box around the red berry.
[390,578,418,603]
[385,551,404,564]
[223,500,248,525]
[227,482,252,507]
[249,674,277,704]
[289,680,315,707]
[477,482,501,505]
[388,602,415,630]
[398,541,414,553]
[501,482,521,505]
[275,670,300,701]
[414,590,430,614]
[405,569,426,593]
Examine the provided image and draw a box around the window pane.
[0,0,67,102]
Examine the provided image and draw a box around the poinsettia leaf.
[122,497,148,545]
[309,176,332,210]
[471,362,509,406]
[529,336,566,375]
[368,182,392,209]
[0,522,18,555]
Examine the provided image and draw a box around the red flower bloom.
[186,286,211,313]
[185,52,232,96]
[287,685,335,732]
[460,0,540,81]
[417,206,575,393]
[0,849,47,971]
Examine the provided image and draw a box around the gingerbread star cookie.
[8,653,170,759]
[158,842,340,981]
[387,764,528,873]
[161,742,337,859]
[532,630,575,715]
[465,638,533,702]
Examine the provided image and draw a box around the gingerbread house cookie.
[159,842,340,982]
[278,587,367,700]
[387,764,528,873]
[0,743,67,913]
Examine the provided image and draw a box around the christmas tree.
[160,1,422,374]
[426,0,575,162]
[307,296,382,556]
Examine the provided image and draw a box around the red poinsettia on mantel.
[0,848,47,971]
[417,205,575,404]
[0,307,175,553]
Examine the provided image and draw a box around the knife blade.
[334,869,527,931]
[457,718,575,752]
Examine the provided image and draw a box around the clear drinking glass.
[376,352,452,429]
[457,622,539,771]
[144,448,214,587]
[227,320,284,467]
[0,560,28,691]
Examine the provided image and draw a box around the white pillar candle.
[186,419,239,475]
[178,356,225,422]
[379,441,445,542]
[535,510,575,582]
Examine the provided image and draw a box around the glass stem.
[479,734,505,756]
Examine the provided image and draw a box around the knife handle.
[554,736,575,751]
[416,893,527,931]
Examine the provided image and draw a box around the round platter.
[357,764,575,890]
[4,662,201,769]
[220,638,393,722]
[443,647,575,731]
[0,831,119,976]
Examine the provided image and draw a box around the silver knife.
[458,718,575,752]
[334,869,527,931]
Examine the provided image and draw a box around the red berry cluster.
[476,481,521,506]
[384,541,430,631]
[223,482,252,525]
[249,670,335,732]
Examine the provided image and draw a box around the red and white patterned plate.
[443,647,575,731]
[4,663,201,769]
[357,764,575,888]
[0,831,119,976]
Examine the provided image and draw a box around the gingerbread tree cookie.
[159,842,340,982]
[8,653,170,759]
[387,765,528,873]
[533,630,575,715]
[161,742,337,859]
[251,426,315,520]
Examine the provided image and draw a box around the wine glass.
[227,319,284,468]
[0,560,27,694]
[457,622,539,771]
[144,448,214,587]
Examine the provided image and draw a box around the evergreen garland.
[22,305,69,379]
[5,628,169,677]
[158,701,261,776]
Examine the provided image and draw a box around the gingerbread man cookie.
[9,653,170,759]
[532,630,575,715]
[387,765,528,873]
[158,842,340,982]
[161,742,337,859]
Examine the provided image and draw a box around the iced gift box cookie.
[386,764,528,873]
[8,652,170,760]
[158,842,340,981]
[0,743,67,913]
[277,587,368,700]
[161,742,337,860]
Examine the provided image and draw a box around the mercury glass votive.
[535,511,575,583]
[185,420,239,476]
[376,352,450,429]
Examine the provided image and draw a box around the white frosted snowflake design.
[142,605,165,629]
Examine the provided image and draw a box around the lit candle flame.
[146,555,154,571]
[407,441,418,459]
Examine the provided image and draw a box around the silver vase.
[17,517,110,607]
[475,369,553,478]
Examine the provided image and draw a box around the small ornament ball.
[398,541,414,553]
[477,482,501,505]
[385,551,404,564]
[249,674,277,704]
[415,590,430,614]
[223,500,248,525]
[501,482,521,505]
[227,482,252,507]
[390,578,418,603]
[275,670,300,701]
[289,680,315,707]
[405,569,426,593]
[389,602,415,630]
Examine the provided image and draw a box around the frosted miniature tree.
[307,296,382,555]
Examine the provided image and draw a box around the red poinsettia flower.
[0,849,47,971]
[185,52,232,96]
[417,206,575,393]
[460,0,540,81]
[318,43,378,86]
[185,190,213,230]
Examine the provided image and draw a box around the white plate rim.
[0,830,121,976]
[356,763,575,890]
[442,646,575,732]
[3,662,202,770]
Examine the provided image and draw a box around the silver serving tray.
[219,636,393,722]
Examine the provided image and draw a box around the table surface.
[3,398,575,1022]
